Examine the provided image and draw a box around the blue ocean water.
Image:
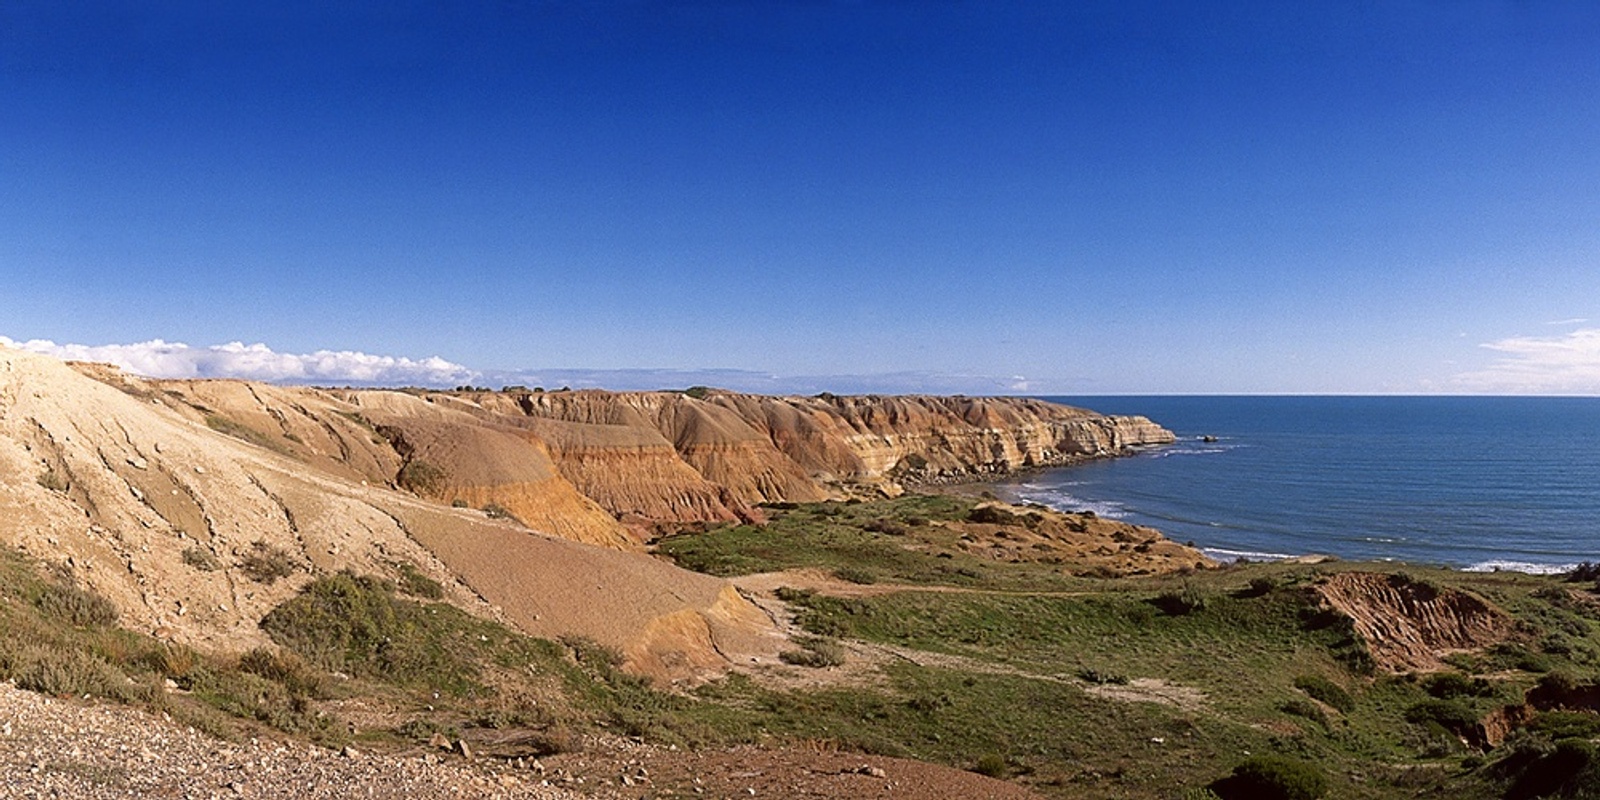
[996,396,1600,573]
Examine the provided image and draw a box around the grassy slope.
[659,498,1600,799]
[8,495,1600,798]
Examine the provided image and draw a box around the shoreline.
[916,449,1586,579]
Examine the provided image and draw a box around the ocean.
[995,396,1600,574]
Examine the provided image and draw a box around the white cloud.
[1453,328,1600,394]
[1,336,1064,395]
[0,337,477,387]
[1547,318,1589,326]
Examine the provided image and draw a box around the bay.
[995,396,1600,573]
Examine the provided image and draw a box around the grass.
[204,414,294,455]
[657,495,1600,798]
[13,494,1600,799]
[656,495,1102,593]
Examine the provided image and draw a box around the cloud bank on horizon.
[0,336,1036,396]
[7,333,1599,396]
[1454,328,1600,395]
[0,337,476,387]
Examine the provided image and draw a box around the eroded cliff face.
[75,369,1172,549]
[510,390,1171,486]
[0,348,781,682]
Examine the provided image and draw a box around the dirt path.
[730,572,1207,712]
[730,569,1091,599]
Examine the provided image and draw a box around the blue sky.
[4,1,1599,394]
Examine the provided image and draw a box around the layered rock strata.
[92,376,1175,549]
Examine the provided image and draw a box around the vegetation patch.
[397,459,446,495]
[181,546,221,572]
[260,571,488,693]
[203,414,292,455]
[779,636,847,668]
[238,541,299,584]
[1293,674,1355,712]
[1209,755,1328,800]
[36,469,67,492]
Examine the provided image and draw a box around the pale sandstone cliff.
[102,378,1174,548]
[0,348,779,681]
[1,347,1177,680]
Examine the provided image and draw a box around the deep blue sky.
[4,2,1599,393]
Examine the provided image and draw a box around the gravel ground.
[0,682,581,800]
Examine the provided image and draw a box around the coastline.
[932,444,1584,578]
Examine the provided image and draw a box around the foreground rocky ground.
[0,681,579,800]
[0,680,1041,800]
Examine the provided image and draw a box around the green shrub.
[1497,736,1600,800]
[863,519,910,536]
[1242,576,1278,597]
[972,753,1009,778]
[393,561,444,599]
[35,581,118,628]
[1404,699,1478,735]
[12,645,135,700]
[1211,755,1328,800]
[833,566,877,585]
[1530,711,1600,740]
[260,571,479,693]
[779,637,846,668]
[1424,672,1493,699]
[1293,674,1355,712]
[1154,583,1207,616]
[237,647,329,699]
[185,666,326,735]
[1280,698,1329,728]
[204,414,289,453]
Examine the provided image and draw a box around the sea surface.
[996,396,1600,574]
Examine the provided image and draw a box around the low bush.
[1567,562,1600,583]
[1280,698,1329,728]
[1077,667,1129,685]
[1404,699,1478,736]
[1240,576,1279,597]
[483,502,521,523]
[833,566,877,585]
[1529,711,1600,740]
[397,460,446,495]
[1210,755,1328,800]
[1293,674,1355,712]
[34,581,118,628]
[1154,583,1208,616]
[12,644,141,701]
[260,571,480,693]
[237,646,329,699]
[239,541,299,584]
[972,753,1009,778]
[863,519,910,536]
[393,561,445,599]
[181,546,221,571]
[779,637,846,668]
[1423,672,1493,700]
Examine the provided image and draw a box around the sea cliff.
[79,369,1173,549]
